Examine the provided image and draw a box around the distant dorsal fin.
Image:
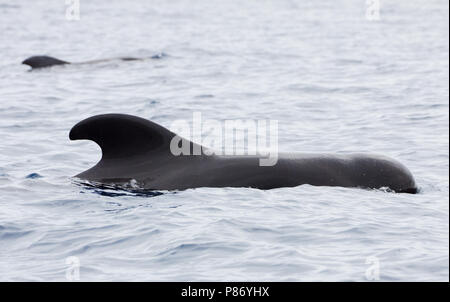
[22,56,70,69]
[69,114,183,160]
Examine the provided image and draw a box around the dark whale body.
[22,54,165,69]
[69,114,418,193]
[22,56,70,68]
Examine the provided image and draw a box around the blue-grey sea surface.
[0,0,448,281]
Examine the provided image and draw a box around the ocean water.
[0,0,448,281]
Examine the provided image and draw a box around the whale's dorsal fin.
[22,56,70,69]
[69,114,181,160]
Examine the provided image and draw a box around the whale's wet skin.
[70,114,417,193]
[0,0,448,281]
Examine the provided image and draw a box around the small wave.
[72,178,169,198]
[151,52,168,59]
[25,173,43,179]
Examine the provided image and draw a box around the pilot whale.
[22,54,165,69]
[69,114,418,193]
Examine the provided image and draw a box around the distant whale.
[69,114,418,193]
[22,54,165,69]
